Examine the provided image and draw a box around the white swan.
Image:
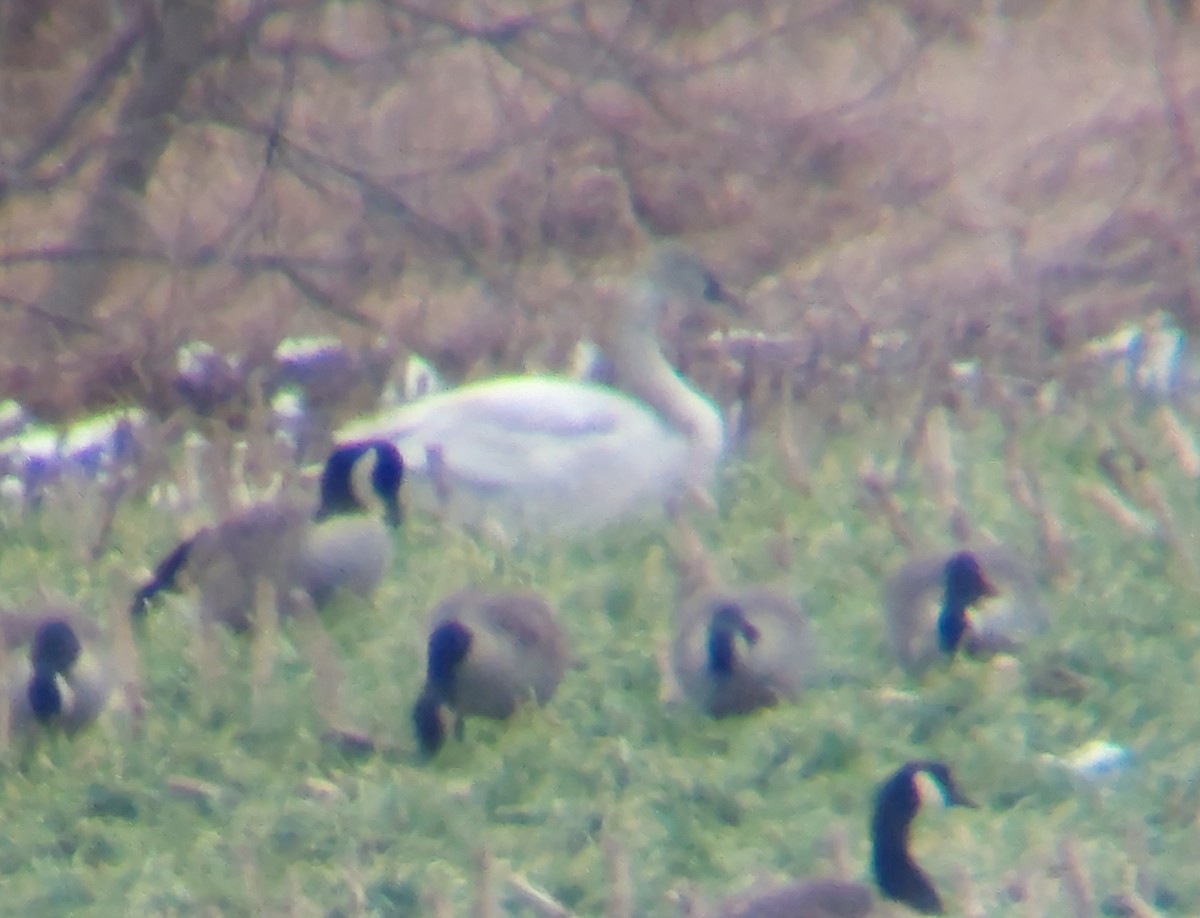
[337,247,733,539]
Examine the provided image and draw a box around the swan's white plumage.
[338,248,729,538]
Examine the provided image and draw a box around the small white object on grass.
[1042,740,1131,781]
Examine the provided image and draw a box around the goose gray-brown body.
[883,545,1045,676]
[713,760,976,917]
[672,587,813,718]
[412,588,568,754]
[1,606,114,736]
[131,440,403,631]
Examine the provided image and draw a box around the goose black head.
[871,760,976,915]
[30,619,81,675]
[705,602,760,677]
[937,551,996,654]
[316,440,404,527]
[27,620,82,722]
[425,620,473,697]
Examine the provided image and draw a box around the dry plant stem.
[165,775,223,805]
[342,860,367,916]
[657,638,684,705]
[1079,483,1156,538]
[1154,405,1200,478]
[1111,891,1164,918]
[1059,837,1097,918]
[191,614,225,723]
[858,465,918,550]
[1102,420,1200,581]
[1137,476,1200,590]
[777,368,811,494]
[1002,435,1069,581]
[668,883,705,918]
[107,576,146,739]
[89,472,132,561]
[0,631,10,755]
[892,346,951,486]
[921,405,958,523]
[1126,822,1157,906]
[424,888,455,918]
[732,348,762,445]
[206,426,237,519]
[669,517,719,600]
[953,864,987,918]
[288,589,349,733]
[603,832,633,918]
[506,870,575,918]
[1143,0,1200,197]
[823,824,852,881]
[250,580,280,714]
[240,844,266,916]
[472,849,500,918]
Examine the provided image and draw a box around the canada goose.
[714,760,976,917]
[883,546,1045,676]
[412,588,568,755]
[671,588,814,718]
[1,606,113,737]
[130,439,403,630]
[338,246,736,539]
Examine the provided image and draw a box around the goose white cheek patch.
[914,770,949,810]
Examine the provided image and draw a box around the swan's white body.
[338,250,729,539]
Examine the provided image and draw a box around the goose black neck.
[426,621,472,697]
[27,670,64,722]
[412,688,447,755]
[936,598,968,654]
[705,604,757,677]
[870,768,945,915]
[131,537,195,619]
[315,444,367,520]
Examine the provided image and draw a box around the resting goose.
[412,588,568,755]
[883,546,1046,676]
[131,440,403,630]
[714,760,976,917]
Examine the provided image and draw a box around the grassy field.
[0,378,1197,917]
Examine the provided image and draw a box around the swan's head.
[625,247,736,332]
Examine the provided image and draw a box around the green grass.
[1,386,1198,916]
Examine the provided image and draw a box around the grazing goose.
[337,246,735,540]
[671,588,814,718]
[883,546,1046,676]
[130,440,403,631]
[412,588,568,755]
[1,606,114,737]
[714,760,976,917]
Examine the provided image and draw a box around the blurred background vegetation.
[1,0,1197,426]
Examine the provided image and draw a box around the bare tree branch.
[30,0,219,341]
[2,12,146,199]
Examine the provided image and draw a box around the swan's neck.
[611,301,723,463]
